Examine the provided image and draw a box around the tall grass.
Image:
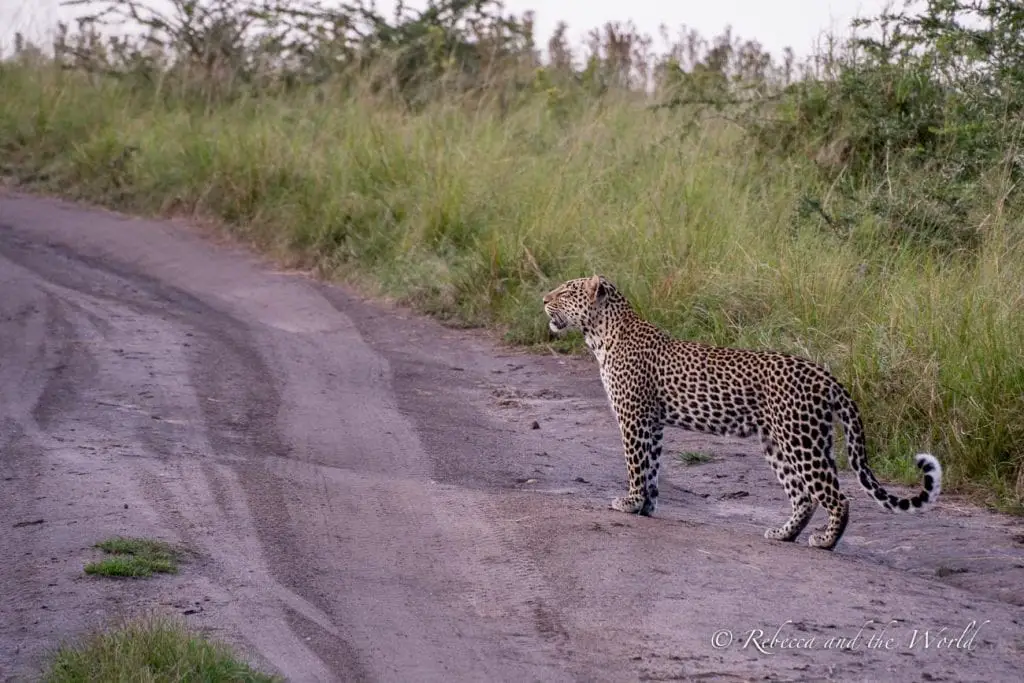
[1,56,1021,510]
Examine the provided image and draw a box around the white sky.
[3,0,895,59]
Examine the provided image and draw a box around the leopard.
[542,274,942,550]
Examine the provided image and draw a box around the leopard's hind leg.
[760,430,818,542]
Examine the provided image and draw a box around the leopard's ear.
[586,275,612,304]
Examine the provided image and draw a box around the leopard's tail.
[832,380,942,512]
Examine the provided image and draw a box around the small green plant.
[84,537,180,578]
[677,451,714,466]
[42,616,280,683]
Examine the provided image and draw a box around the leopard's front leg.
[610,404,663,517]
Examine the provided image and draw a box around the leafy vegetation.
[1,0,1022,509]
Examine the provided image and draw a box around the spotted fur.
[542,275,942,550]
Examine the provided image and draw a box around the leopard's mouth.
[546,309,569,334]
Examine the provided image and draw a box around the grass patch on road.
[677,451,715,467]
[84,537,180,578]
[42,617,280,683]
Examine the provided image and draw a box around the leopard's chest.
[596,351,644,404]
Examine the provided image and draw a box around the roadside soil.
[1,192,1022,682]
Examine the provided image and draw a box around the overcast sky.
[3,0,895,59]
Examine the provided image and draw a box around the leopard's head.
[542,275,619,335]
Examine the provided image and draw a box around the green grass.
[677,451,715,466]
[84,537,180,578]
[0,62,1022,512]
[42,617,280,683]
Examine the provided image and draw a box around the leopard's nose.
[542,292,554,304]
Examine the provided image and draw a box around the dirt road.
[0,193,1022,682]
